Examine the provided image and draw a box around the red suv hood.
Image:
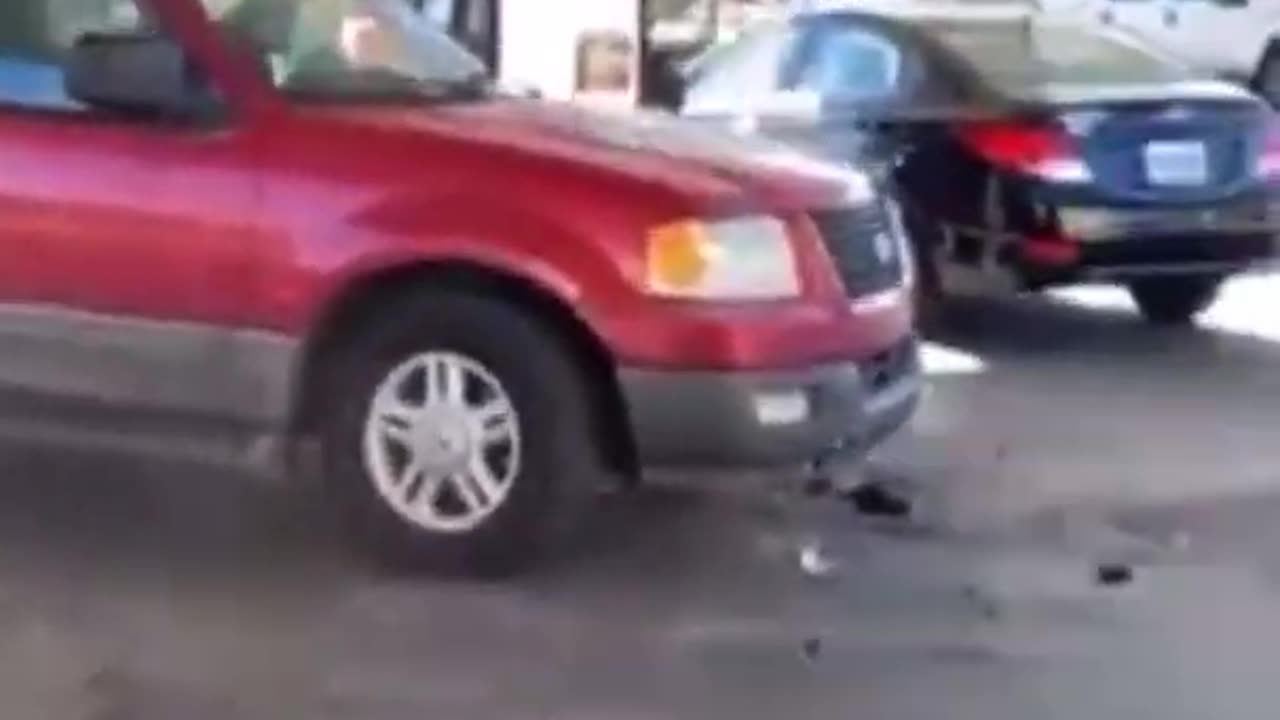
[308,99,866,214]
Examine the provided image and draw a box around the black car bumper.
[1007,197,1280,285]
[1073,232,1280,281]
[618,339,922,470]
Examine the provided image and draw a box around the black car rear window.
[922,20,1190,88]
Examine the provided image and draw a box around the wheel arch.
[290,259,638,478]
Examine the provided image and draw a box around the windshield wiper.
[285,68,493,105]
[416,71,493,101]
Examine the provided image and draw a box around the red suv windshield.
[207,0,489,101]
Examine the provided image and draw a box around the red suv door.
[0,1,263,430]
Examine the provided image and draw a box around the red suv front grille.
[809,204,903,298]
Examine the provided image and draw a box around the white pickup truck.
[1035,0,1280,105]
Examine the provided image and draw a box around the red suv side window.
[0,0,153,113]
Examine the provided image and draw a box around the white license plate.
[1144,140,1208,186]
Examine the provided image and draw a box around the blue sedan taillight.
[957,120,1094,185]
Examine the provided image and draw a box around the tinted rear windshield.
[923,21,1189,88]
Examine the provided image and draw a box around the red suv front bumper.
[617,336,922,469]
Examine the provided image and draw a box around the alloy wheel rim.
[362,351,522,534]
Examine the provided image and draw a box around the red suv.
[0,0,921,575]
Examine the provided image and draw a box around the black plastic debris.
[802,474,834,498]
[801,636,823,663]
[963,585,1001,622]
[1096,563,1135,587]
[846,482,913,519]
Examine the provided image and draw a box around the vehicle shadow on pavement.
[0,445,347,586]
[925,291,1280,367]
[0,445,787,590]
[550,476,804,586]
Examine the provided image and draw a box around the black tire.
[1128,275,1223,326]
[320,289,599,577]
[1256,43,1280,108]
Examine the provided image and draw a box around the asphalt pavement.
[2,276,1280,719]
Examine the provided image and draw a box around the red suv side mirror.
[64,32,218,121]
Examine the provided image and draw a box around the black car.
[678,5,1280,325]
